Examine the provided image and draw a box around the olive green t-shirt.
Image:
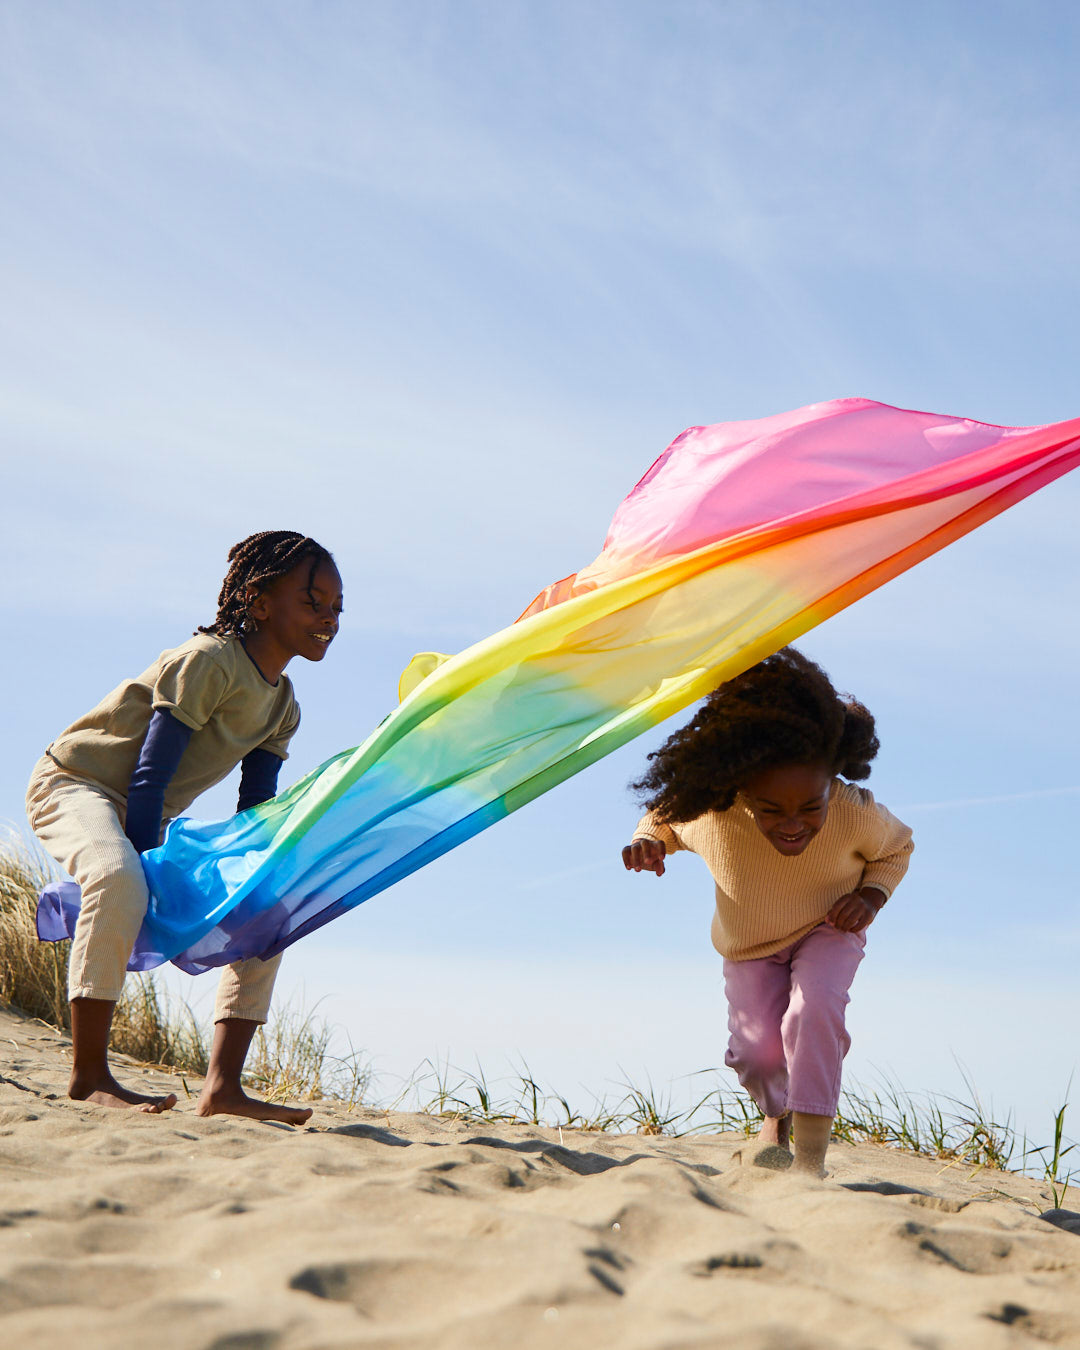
[46,634,300,819]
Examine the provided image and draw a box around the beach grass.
[245,998,373,1107]
[1,836,1074,1204]
[0,834,69,1031]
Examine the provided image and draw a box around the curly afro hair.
[631,647,879,822]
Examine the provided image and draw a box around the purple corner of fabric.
[35,882,74,942]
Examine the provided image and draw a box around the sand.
[1,1005,1078,1349]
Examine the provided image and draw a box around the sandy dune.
[1,1005,1078,1349]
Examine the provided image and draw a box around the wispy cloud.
[7,5,1079,277]
[896,785,1080,813]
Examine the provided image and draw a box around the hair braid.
[198,530,335,638]
[631,647,880,822]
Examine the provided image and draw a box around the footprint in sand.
[898,1220,1015,1274]
[985,1301,1080,1344]
[0,1258,165,1313]
[289,1242,633,1324]
[289,1256,517,1320]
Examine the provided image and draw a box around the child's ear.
[245,583,269,622]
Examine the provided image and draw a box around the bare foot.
[791,1159,828,1179]
[755,1113,791,1150]
[790,1111,832,1178]
[69,1071,177,1113]
[195,1085,312,1125]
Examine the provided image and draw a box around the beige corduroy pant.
[25,756,280,1022]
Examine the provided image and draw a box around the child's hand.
[828,887,886,933]
[622,837,667,876]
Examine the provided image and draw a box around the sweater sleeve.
[631,809,685,854]
[859,805,914,898]
[237,747,283,813]
[125,709,193,854]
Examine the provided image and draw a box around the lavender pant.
[723,923,865,1119]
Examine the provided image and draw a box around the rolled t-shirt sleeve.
[151,648,230,732]
[257,697,301,761]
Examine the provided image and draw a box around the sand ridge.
[1,1005,1078,1349]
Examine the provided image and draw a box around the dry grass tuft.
[0,834,69,1030]
[109,974,211,1075]
[246,1001,372,1108]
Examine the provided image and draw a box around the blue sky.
[2,2,1078,1149]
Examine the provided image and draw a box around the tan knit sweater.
[633,780,913,961]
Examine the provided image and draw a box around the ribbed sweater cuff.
[860,865,903,898]
[633,827,677,852]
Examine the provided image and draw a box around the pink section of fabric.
[519,399,1080,616]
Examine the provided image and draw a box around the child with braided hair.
[622,648,913,1176]
[26,531,343,1120]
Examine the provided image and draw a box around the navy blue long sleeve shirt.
[125,709,282,854]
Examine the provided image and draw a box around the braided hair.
[198,531,336,638]
[632,647,880,823]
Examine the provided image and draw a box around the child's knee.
[784,992,852,1061]
[80,858,148,918]
[726,1027,786,1079]
[68,851,151,967]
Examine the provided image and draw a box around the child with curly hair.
[622,647,913,1176]
[26,530,343,1121]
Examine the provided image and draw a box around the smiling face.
[245,557,344,679]
[742,762,833,856]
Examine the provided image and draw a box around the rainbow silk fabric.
[36,398,1080,973]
